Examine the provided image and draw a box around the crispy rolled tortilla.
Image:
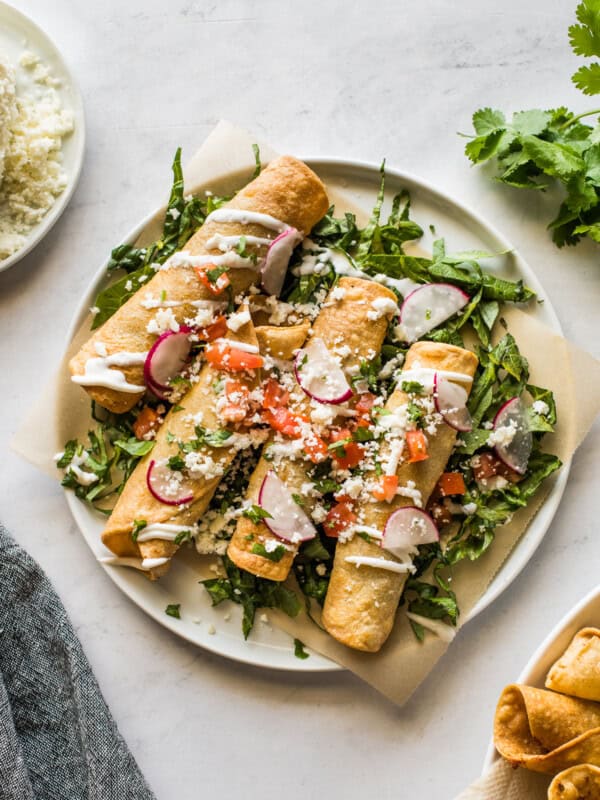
[70,156,329,413]
[102,309,263,579]
[548,764,600,799]
[546,629,600,702]
[227,276,398,581]
[322,341,478,653]
[494,684,600,774]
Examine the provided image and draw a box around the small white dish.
[0,1,85,273]
[483,583,600,771]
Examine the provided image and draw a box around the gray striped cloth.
[0,525,156,800]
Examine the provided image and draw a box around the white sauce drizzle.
[99,556,170,571]
[72,351,148,393]
[213,338,260,354]
[399,367,473,390]
[135,523,193,542]
[344,555,416,574]
[405,611,456,642]
[205,208,289,233]
[163,250,256,271]
[206,233,272,251]
[294,242,420,296]
[140,297,183,309]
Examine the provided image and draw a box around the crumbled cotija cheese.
[0,51,74,259]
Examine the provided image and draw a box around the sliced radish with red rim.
[397,283,469,342]
[261,227,303,296]
[144,327,193,400]
[294,337,353,405]
[492,397,532,475]
[381,506,439,558]
[258,471,316,543]
[146,459,194,506]
[433,373,473,432]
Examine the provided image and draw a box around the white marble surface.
[1,1,599,797]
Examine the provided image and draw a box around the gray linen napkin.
[0,524,156,800]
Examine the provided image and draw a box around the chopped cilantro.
[294,639,310,659]
[242,505,273,525]
[131,519,147,542]
[165,603,181,619]
[251,542,287,562]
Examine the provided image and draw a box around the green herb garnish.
[165,603,181,619]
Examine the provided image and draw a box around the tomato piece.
[406,429,429,463]
[262,377,289,409]
[263,407,304,436]
[133,406,161,440]
[303,431,328,464]
[355,392,376,416]
[472,451,521,484]
[437,472,467,497]
[330,428,364,469]
[323,501,357,538]
[194,265,231,295]
[198,315,227,341]
[372,474,399,502]
[221,379,251,423]
[205,342,264,371]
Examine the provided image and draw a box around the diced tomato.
[323,501,357,538]
[263,407,305,437]
[198,315,227,341]
[437,472,467,497]
[329,428,364,469]
[133,406,161,440]
[194,264,231,295]
[262,377,289,409]
[355,392,376,416]
[472,451,521,484]
[205,342,264,372]
[406,430,429,463]
[372,474,399,503]
[303,431,328,464]
[221,379,251,423]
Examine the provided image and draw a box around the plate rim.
[482,583,600,772]
[62,155,570,672]
[0,0,86,274]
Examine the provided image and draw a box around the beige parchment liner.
[12,122,600,707]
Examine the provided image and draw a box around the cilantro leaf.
[294,639,310,660]
[165,603,181,619]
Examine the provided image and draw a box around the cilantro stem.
[559,108,600,130]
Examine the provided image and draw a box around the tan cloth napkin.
[455,759,551,799]
[12,121,600,706]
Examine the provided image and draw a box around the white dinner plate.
[62,158,570,672]
[483,584,600,780]
[0,1,85,273]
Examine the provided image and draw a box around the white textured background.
[1,1,599,798]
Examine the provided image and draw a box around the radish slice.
[294,337,353,405]
[382,506,439,558]
[492,397,532,475]
[146,459,194,506]
[144,327,193,400]
[397,283,469,342]
[261,227,303,296]
[258,471,316,543]
[433,373,473,432]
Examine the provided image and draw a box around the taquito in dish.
[101,308,266,579]
[494,684,600,774]
[227,276,398,581]
[548,764,600,799]
[70,156,329,413]
[322,341,478,653]
[546,629,600,702]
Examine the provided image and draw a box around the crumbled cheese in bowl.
[0,50,74,260]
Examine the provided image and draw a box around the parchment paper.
[12,121,600,707]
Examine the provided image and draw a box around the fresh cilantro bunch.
[466,0,600,247]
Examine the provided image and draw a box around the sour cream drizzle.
[206,233,273,251]
[405,611,456,642]
[164,250,256,271]
[213,338,260,354]
[294,242,419,296]
[205,208,290,233]
[344,555,416,574]
[399,367,473,389]
[72,351,148,393]
[99,556,170,571]
[135,523,193,542]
